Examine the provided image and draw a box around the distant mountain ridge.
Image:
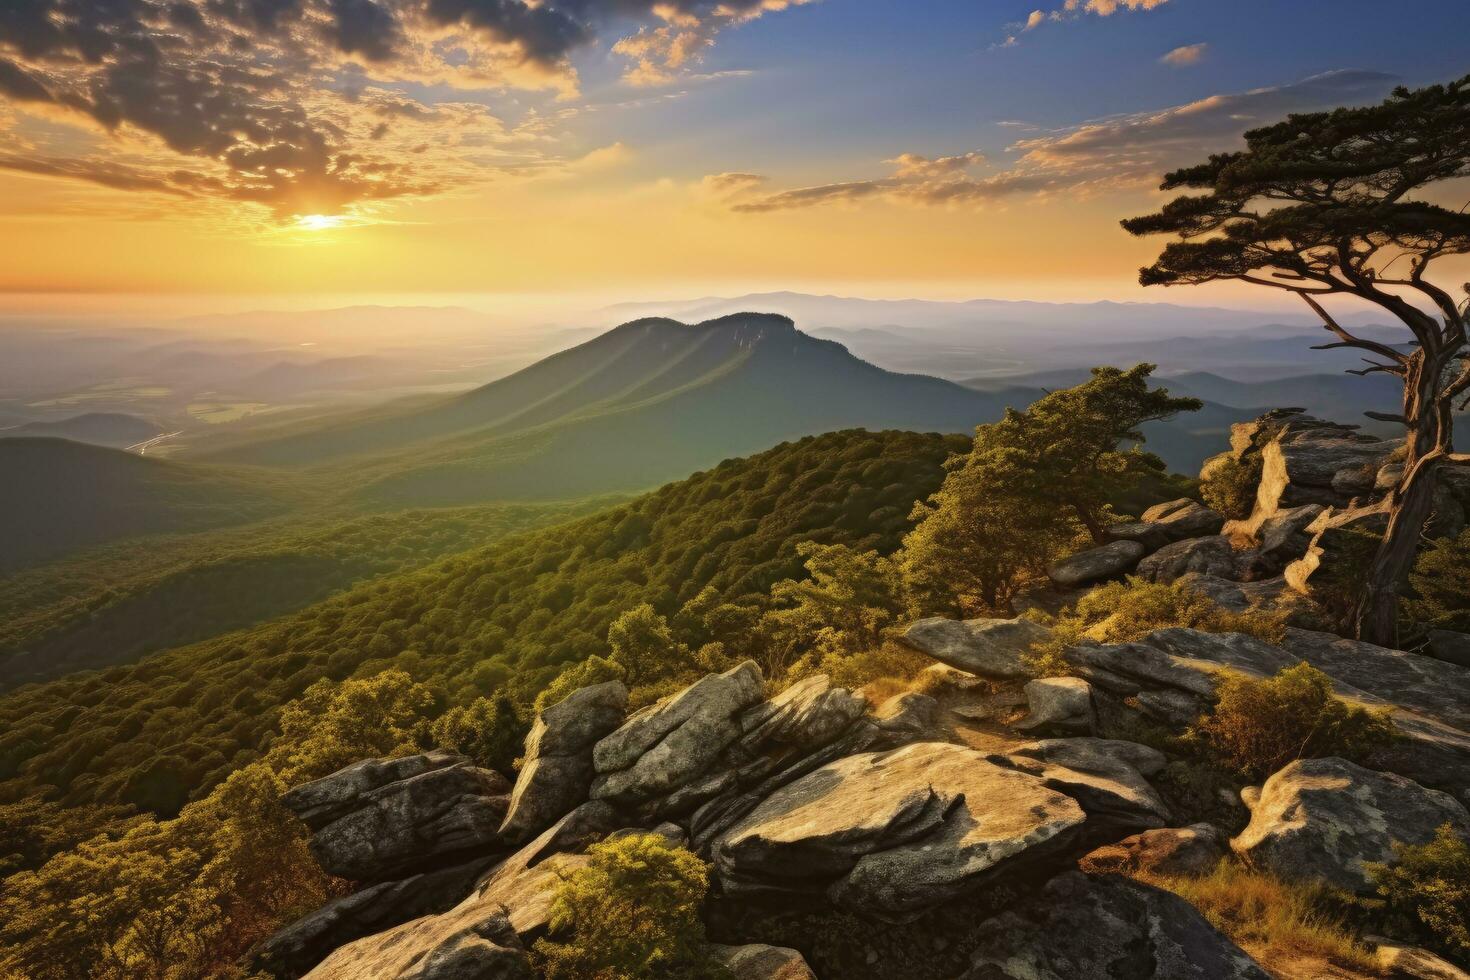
[198,313,1034,506]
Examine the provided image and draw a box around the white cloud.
[1160,43,1208,67]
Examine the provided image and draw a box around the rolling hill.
[0,428,969,814]
[0,439,296,572]
[0,412,162,449]
[199,314,1031,507]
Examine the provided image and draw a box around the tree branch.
[1298,292,1410,364]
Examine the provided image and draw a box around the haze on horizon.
[2,0,1470,307]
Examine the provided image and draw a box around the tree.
[902,443,1071,615]
[758,542,904,678]
[1122,75,1470,645]
[429,693,528,775]
[607,604,694,686]
[902,365,1195,613]
[983,365,1200,543]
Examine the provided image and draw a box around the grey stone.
[253,858,498,979]
[730,674,866,763]
[871,692,939,737]
[283,750,472,831]
[290,754,511,882]
[1015,677,1094,733]
[711,944,818,980]
[962,871,1270,979]
[591,661,765,805]
[499,680,627,845]
[713,742,1085,920]
[305,909,530,980]
[1135,535,1237,583]
[1047,540,1146,587]
[898,617,1050,678]
[1000,738,1171,836]
[1256,503,1326,557]
[1232,757,1470,893]
[1079,823,1225,877]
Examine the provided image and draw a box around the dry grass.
[1137,861,1381,977]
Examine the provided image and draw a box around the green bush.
[1406,528,1470,633]
[1191,663,1395,780]
[1370,823,1470,964]
[1200,454,1261,520]
[532,833,723,980]
[428,692,528,775]
[535,655,628,714]
[1025,578,1288,677]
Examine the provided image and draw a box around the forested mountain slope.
[0,497,618,690]
[0,439,295,572]
[198,314,1018,507]
[0,429,967,816]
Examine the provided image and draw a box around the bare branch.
[1364,410,1408,424]
[1299,293,1410,364]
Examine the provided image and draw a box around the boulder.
[999,738,1171,837]
[1173,573,1325,628]
[1426,629,1470,669]
[1369,936,1470,980]
[1135,535,1237,584]
[591,661,765,806]
[1231,757,1470,893]
[729,674,866,764]
[897,617,1050,678]
[871,692,939,737]
[1142,499,1228,540]
[1079,823,1225,877]
[253,857,497,978]
[713,742,1085,920]
[711,943,818,980]
[499,680,627,845]
[285,752,511,882]
[961,871,1270,979]
[1015,677,1094,733]
[1047,540,1145,587]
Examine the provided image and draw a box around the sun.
[296,214,346,231]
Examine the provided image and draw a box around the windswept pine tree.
[1123,75,1470,644]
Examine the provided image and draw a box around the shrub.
[1200,454,1261,520]
[1406,528,1470,633]
[1191,663,1395,780]
[1369,823,1470,964]
[429,692,528,775]
[1140,860,1376,974]
[531,833,723,980]
[1025,578,1288,677]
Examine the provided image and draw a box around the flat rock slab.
[1232,757,1470,894]
[962,871,1270,979]
[898,617,1050,678]
[1080,823,1225,877]
[713,742,1085,920]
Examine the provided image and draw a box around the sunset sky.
[3,0,1470,306]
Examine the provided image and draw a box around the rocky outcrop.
[499,680,627,845]
[306,804,622,978]
[1426,629,1470,669]
[1080,823,1225,877]
[1015,676,1093,733]
[1061,626,1470,799]
[592,662,765,806]
[1231,757,1470,893]
[961,871,1270,979]
[306,907,532,980]
[713,742,1086,920]
[1046,540,1145,587]
[898,616,1049,678]
[711,943,818,980]
[282,751,510,882]
[871,691,939,737]
[253,857,498,979]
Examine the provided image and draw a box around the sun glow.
[296,214,346,231]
